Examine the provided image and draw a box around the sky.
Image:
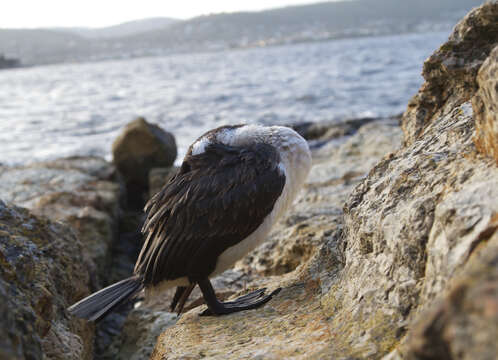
[0,0,333,29]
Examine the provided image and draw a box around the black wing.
[134,142,286,285]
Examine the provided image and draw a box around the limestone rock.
[402,231,498,360]
[0,156,122,282]
[112,117,177,208]
[402,1,498,146]
[339,101,498,358]
[0,200,94,359]
[473,45,498,163]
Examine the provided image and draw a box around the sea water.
[0,31,448,165]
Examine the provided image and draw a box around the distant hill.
[0,0,486,66]
[123,0,485,51]
[0,29,92,65]
[52,17,179,39]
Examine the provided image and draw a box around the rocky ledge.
[0,157,124,359]
[1,2,497,359]
[148,3,498,359]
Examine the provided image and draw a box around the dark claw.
[269,287,281,297]
[200,286,282,316]
[223,288,266,305]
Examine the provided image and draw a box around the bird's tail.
[68,276,143,322]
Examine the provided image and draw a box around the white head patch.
[190,126,240,155]
[191,136,212,155]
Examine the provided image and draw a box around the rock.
[0,200,94,359]
[0,276,41,360]
[402,1,498,146]
[112,117,177,208]
[112,118,400,360]
[145,117,402,360]
[100,308,177,360]
[402,231,498,360]
[148,3,498,359]
[290,116,396,142]
[0,156,122,283]
[339,101,498,358]
[473,45,498,163]
[0,157,129,358]
[0,54,20,69]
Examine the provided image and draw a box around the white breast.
[213,154,309,275]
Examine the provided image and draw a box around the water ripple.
[0,32,448,165]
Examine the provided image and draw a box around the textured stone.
[147,6,498,357]
[402,1,498,146]
[147,118,403,360]
[0,200,94,359]
[0,276,41,360]
[473,45,498,163]
[0,157,126,359]
[112,117,177,208]
[151,281,332,360]
[98,118,400,360]
[340,102,498,358]
[100,308,177,360]
[402,230,498,360]
[0,156,122,281]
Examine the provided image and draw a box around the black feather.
[67,276,143,322]
[134,140,285,285]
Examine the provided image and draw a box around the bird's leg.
[170,286,186,312]
[176,283,195,314]
[170,284,195,314]
[197,278,280,316]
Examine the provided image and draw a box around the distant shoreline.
[0,54,21,70]
[5,30,448,70]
